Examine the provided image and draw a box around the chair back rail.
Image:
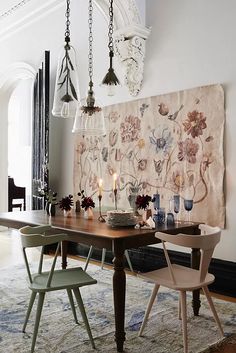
[20,225,68,288]
[155,224,221,284]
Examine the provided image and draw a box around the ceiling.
[0,0,30,19]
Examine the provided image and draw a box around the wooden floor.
[0,226,235,306]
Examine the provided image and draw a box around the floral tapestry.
[74,84,225,227]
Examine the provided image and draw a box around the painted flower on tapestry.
[109,129,118,147]
[141,181,148,190]
[140,103,149,117]
[158,103,169,116]
[183,110,207,138]
[137,139,145,149]
[89,175,99,191]
[120,115,141,143]
[178,138,199,164]
[109,111,120,123]
[115,149,122,161]
[76,141,86,155]
[127,150,133,160]
[153,159,164,176]
[101,147,108,162]
[188,172,194,186]
[202,152,213,171]
[205,135,214,142]
[107,164,115,176]
[138,159,147,171]
[172,170,185,191]
[149,127,173,155]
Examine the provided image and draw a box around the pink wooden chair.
[138,224,224,353]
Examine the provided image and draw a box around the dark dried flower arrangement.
[78,190,95,211]
[59,194,74,211]
[135,194,152,210]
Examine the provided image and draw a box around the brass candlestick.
[114,188,118,210]
[98,195,106,222]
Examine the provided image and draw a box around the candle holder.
[98,195,106,222]
[114,188,118,210]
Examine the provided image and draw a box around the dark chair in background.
[8,176,26,212]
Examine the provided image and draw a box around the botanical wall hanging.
[74,84,225,227]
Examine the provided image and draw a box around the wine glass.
[184,199,193,223]
[173,195,180,223]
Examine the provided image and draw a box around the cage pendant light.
[101,0,120,96]
[72,0,105,136]
[52,0,80,118]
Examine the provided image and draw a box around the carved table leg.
[113,241,126,352]
[191,248,201,315]
[61,240,68,269]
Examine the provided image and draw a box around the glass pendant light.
[101,0,120,96]
[72,0,106,136]
[52,0,80,118]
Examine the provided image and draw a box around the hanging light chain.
[65,0,71,41]
[108,0,114,52]
[88,0,93,82]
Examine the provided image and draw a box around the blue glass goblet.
[153,207,166,227]
[173,195,180,223]
[152,193,160,210]
[184,199,193,223]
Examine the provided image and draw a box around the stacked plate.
[106,210,137,228]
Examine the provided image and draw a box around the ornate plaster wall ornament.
[127,0,141,24]
[114,25,151,96]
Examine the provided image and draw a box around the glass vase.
[84,207,94,220]
[64,209,72,218]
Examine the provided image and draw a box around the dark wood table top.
[0,210,200,250]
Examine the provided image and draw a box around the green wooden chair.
[19,225,97,353]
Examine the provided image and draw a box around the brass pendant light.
[101,0,120,96]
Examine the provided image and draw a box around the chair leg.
[67,289,79,324]
[31,292,45,353]
[178,292,182,320]
[180,291,188,353]
[138,284,160,337]
[23,291,37,332]
[125,250,134,272]
[101,248,106,269]
[73,288,95,349]
[202,286,224,337]
[84,245,93,272]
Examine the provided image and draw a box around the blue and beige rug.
[0,258,235,353]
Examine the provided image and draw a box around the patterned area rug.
[0,258,235,353]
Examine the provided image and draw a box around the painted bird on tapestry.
[168,104,184,121]
[140,103,149,117]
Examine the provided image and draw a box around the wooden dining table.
[0,210,201,352]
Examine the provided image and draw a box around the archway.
[0,62,36,211]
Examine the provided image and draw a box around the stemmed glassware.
[173,195,180,223]
[184,199,193,223]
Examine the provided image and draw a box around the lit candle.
[98,178,103,197]
[113,173,117,190]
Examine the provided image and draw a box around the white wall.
[141,0,234,262]
[0,0,235,262]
